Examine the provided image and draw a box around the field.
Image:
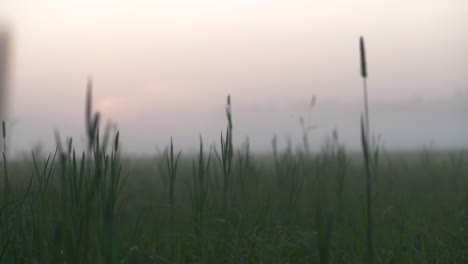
[0,90,467,264]
[0,36,466,263]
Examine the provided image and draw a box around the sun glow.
[96,98,117,114]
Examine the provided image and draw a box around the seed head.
[360,36,367,78]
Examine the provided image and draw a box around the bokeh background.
[0,0,467,154]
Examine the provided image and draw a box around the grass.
[0,38,467,263]
[1,122,468,263]
[360,36,375,264]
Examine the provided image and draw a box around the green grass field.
[0,94,467,263]
[1,39,467,263]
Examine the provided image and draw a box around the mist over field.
[8,94,468,155]
[0,0,467,155]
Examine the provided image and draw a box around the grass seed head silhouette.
[85,78,101,150]
[360,36,367,78]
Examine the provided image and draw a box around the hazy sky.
[0,0,467,153]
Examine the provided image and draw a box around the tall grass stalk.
[85,78,101,152]
[218,94,233,260]
[191,136,211,260]
[219,95,233,216]
[2,121,10,203]
[360,37,370,137]
[360,36,375,264]
[162,137,181,261]
[192,136,211,234]
[299,95,316,156]
[165,138,181,230]
[0,121,10,263]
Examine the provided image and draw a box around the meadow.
[0,94,467,263]
[0,39,467,263]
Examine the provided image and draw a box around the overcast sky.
[0,1,467,154]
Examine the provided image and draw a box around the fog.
[0,0,467,154]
